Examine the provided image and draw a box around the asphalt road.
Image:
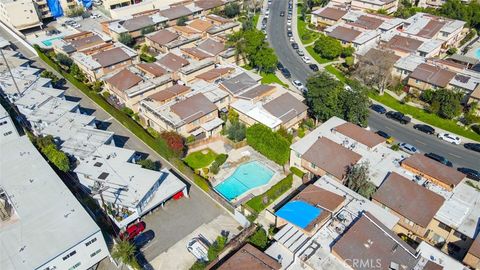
[266,0,480,170]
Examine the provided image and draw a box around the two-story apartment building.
[52,30,113,56]
[311,7,348,26]
[105,12,168,41]
[383,34,443,58]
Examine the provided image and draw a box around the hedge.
[246,124,290,165]
[290,166,305,178]
[246,174,293,213]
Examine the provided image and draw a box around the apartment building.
[311,7,348,26]
[215,244,281,270]
[329,0,399,13]
[105,12,168,41]
[53,30,113,55]
[0,128,110,270]
[74,144,187,228]
[0,0,42,31]
[71,43,138,81]
[382,34,443,58]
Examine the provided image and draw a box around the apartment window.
[310,162,316,169]
[438,222,451,232]
[453,231,467,241]
[90,249,102,257]
[3,131,12,136]
[62,250,77,261]
[68,262,81,270]
[0,121,7,126]
[85,237,97,246]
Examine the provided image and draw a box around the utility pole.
[0,49,21,96]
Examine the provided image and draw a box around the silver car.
[399,143,418,154]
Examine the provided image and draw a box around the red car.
[120,221,146,241]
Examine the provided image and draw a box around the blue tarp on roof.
[276,200,321,229]
[82,0,93,9]
[47,0,63,18]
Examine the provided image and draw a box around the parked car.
[437,133,461,145]
[287,20,292,25]
[457,168,480,181]
[280,11,285,16]
[413,124,435,135]
[287,31,293,37]
[370,104,386,114]
[287,14,292,20]
[281,68,291,78]
[464,143,480,153]
[120,221,146,241]
[302,56,311,64]
[262,18,267,25]
[187,237,209,262]
[289,37,295,42]
[399,143,418,154]
[424,152,453,167]
[386,111,411,124]
[133,230,155,249]
[292,80,304,90]
[287,25,292,31]
[291,42,299,49]
[265,9,270,15]
[297,49,305,56]
[376,130,394,144]
[309,64,319,72]
[277,62,284,70]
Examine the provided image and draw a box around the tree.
[136,158,160,171]
[341,46,355,57]
[111,239,140,269]
[249,228,268,250]
[313,34,343,59]
[429,88,463,119]
[177,16,188,26]
[253,47,278,73]
[118,33,134,47]
[226,121,246,142]
[246,124,291,165]
[70,63,86,82]
[161,131,185,156]
[345,162,376,199]
[33,135,70,172]
[354,49,398,95]
[243,29,266,57]
[141,25,155,35]
[224,2,240,18]
[56,53,73,67]
[40,70,61,87]
[305,72,343,121]
[227,30,248,65]
[340,80,370,127]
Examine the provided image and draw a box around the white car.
[287,20,292,26]
[398,143,418,154]
[438,133,461,145]
[292,80,307,92]
[289,37,295,42]
[187,238,209,262]
[265,9,270,15]
[302,56,311,64]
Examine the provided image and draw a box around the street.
[0,25,235,268]
[266,0,480,170]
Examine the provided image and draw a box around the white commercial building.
[0,110,110,270]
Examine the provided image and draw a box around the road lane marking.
[448,153,462,159]
[414,139,426,145]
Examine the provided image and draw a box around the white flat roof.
[416,242,467,270]
[230,99,282,129]
[0,136,101,270]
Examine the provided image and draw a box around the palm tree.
[111,239,140,269]
[227,31,248,65]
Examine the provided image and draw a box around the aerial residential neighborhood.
[0,0,479,269]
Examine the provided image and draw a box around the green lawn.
[252,13,260,28]
[325,64,346,83]
[305,46,331,64]
[368,92,480,142]
[184,148,218,169]
[297,15,319,45]
[260,72,288,87]
[246,174,293,213]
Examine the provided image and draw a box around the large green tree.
[254,47,278,73]
[118,33,134,47]
[345,162,376,199]
[429,88,463,120]
[313,34,343,59]
[340,80,370,127]
[305,72,343,121]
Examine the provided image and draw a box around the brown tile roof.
[295,185,345,211]
[159,5,192,20]
[372,172,445,227]
[171,93,217,123]
[263,93,308,124]
[106,69,142,92]
[207,14,232,24]
[188,19,214,32]
[409,63,456,88]
[136,62,167,77]
[238,85,275,100]
[402,154,465,188]
[468,236,480,258]
[148,84,190,102]
[334,122,385,148]
[197,38,225,56]
[315,7,347,21]
[63,31,91,40]
[349,15,384,30]
[121,15,154,31]
[423,261,443,270]
[417,19,446,39]
[195,67,233,81]
[217,243,281,270]
[332,212,420,270]
[70,35,104,50]
[157,53,190,72]
[195,0,225,10]
[182,47,212,59]
[147,30,179,45]
[327,26,362,43]
[172,25,201,35]
[92,47,131,68]
[384,35,423,53]
[302,137,362,180]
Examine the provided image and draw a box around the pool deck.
[212,145,287,204]
[464,39,480,60]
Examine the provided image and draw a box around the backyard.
[184,148,218,169]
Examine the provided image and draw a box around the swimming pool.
[276,201,322,229]
[214,161,274,201]
[475,48,480,60]
[41,36,63,47]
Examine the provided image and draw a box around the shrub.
[302,118,315,129]
[246,174,293,212]
[161,131,185,156]
[249,228,268,250]
[391,144,400,151]
[141,25,155,35]
[341,46,355,57]
[246,124,291,165]
[190,261,207,270]
[209,153,228,175]
[102,91,111,99]
[140,53,156,63]
[56,53,73,67]
[32,135,70,172]
[276,126,293,143]
[118,33,134,47]
[472,125,480,135]
[136,158,160,171]
[226,121,246,142]
[290,166,305,178]
[313,34,342,59]
[344,56,354,68]
[224,2,240,18]
[207,235,227,261]
[177,16,188,26]
[447,47,458,55]
[186,135,196,144]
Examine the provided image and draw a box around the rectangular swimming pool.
[41,36,63,47]
[215,161,274,201]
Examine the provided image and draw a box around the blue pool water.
[42,36,63,46]
[475,48,480,60]
[215,161,274,201]
[276,201,322,229]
